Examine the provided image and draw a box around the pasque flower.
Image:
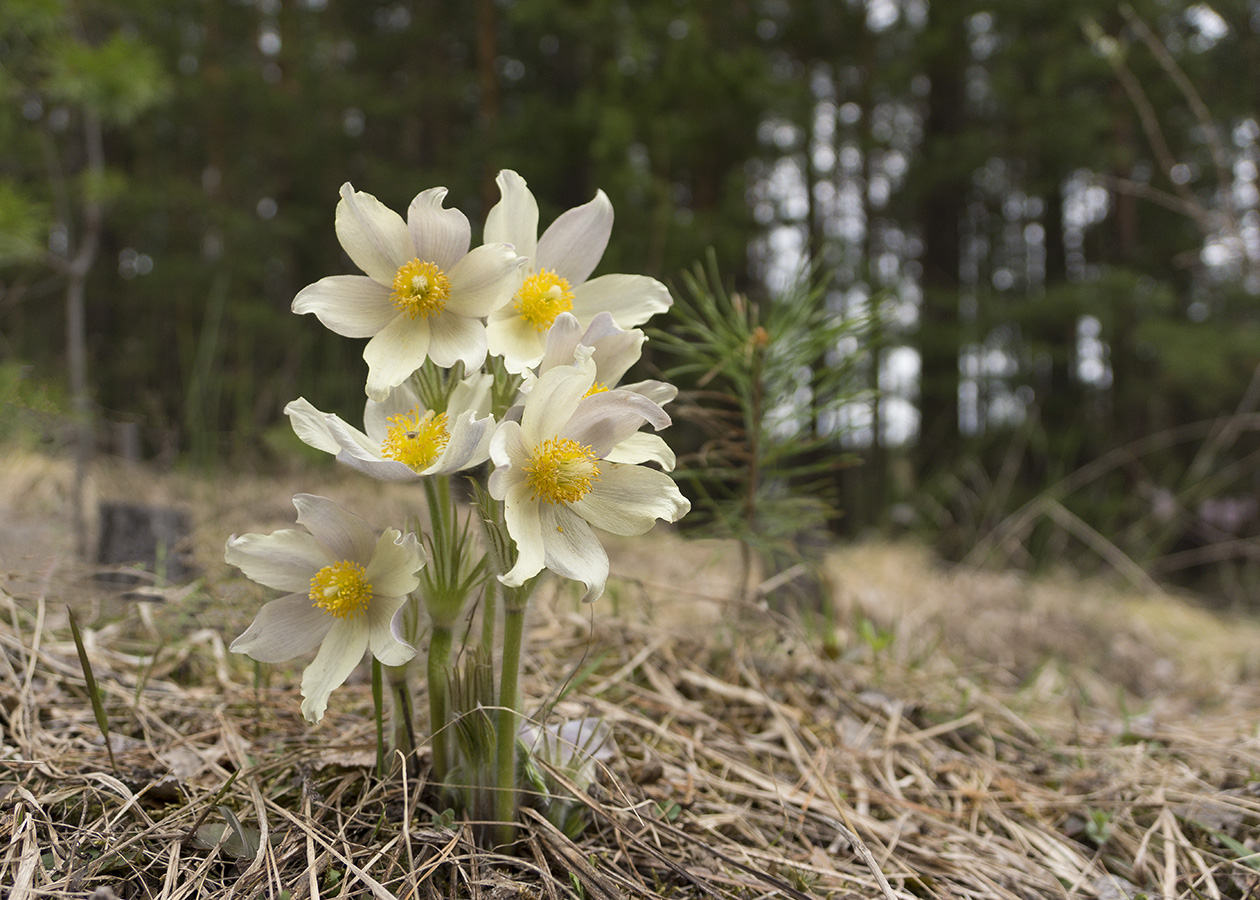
[293,183,525,400]
[284,374,495,481]
[226,494,425,723]
[484,170,672,373]
[488,357,690,601]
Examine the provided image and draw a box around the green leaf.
[44,33,170,124]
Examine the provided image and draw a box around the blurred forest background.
[2,0,1258,605]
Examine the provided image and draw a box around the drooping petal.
[603,431,676,470]
[538,502,608,602]
[293,494,377,564]
[573,463,690,536]
[445,242,526,317]
[366,595,415,666]
[589,328,646,386]
[571,274,671,327]
[365,528,424,598]
[407,187,471,272]
[300,618,370,723]
[334,183,414,285]
[336,450,421,482]
[322,413,379,458]
[225,529,330,592]
[562,390,671,457]
[500,480,546,587]
[621,379,678,405]
[536,190,613,285]
[426,309,487,371]
[486,311,547,374]
[229,593,332,662]
[285,397,342,455]
[291,275,396,338]
[489,420,531,483]
[426,409,494,475]
[484,169,539,262]
[536,311,584,373]
[363,315,431,401]
[520,359,596,446]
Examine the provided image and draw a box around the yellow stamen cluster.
[524,437,600,504]
[390,258,451,318]
[379,408,450,471]
[514,269,574,331]
[583,382,610,398]
[310,560,373,620]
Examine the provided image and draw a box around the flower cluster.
[224,166,689,805]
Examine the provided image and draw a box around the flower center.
[380,408,450,471]
[309,560,373,620]
[514,269,574,331]
[524,437,600,504]
[390,259,451,318]
[583,382,609,398]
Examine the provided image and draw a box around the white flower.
[483,169,672,373]
[226,494,425,723]
[529,312,679,471]
[293,182,525,400]
[284,374,495,481]
[488,358,690,601]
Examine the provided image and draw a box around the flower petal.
[486,311,547,374]
[362,383,424,444]
[367,595,415,666]
[604,431,676,470]
[500,480,545,587]
[562,390,670,457]
[449,372,494,418]
[407,187,471,272]
[571,274,671,327]
[225,528,330,592]
[426,409,494,474]
[285,397,341,455]
[426,309,487,371]
[574,463,690,535]
[292,275,396,338]
[300,618,369,723]
[365,528,425,598]
[589,328,645,386]
[538,503,608,602]
[446,242,526,317]
[621,379,678,405]
[364,315,431,401]
[336,451,421,482]
[536,189,613,285]
[293,494,377,564]
[229,593,331,662]
[484,169,539,262]
[335,183,413,285]
[520,359,596,446]
[489,419,531,482]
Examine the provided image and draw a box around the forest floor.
[3,447,1260,900]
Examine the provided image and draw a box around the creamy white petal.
[537,312,584,372]
[293,494,377,564]
[300,618,369,723]
[407,187,471,272]
[573,463,690,535]
[367,595,415,667]
[365,528,424,598]
[536,189,613,285]
[426,309,487,371]
[225,529,330,592]
[621,379,678,405]
[426,409,493,474]
[334,452,419,482]
[484,170,539,261]
[571,274,671,327]
[604,432,676,470]
[364,314,431,401]
[489,420,531,481]
[446,242,526,317]
[449,372,494,418]
[589,329,645,385]
[538,503,607,602]
[335,183,413,285]
[285,397,342,455]
[292,275,396,338]
[323,414,380,459]
[521,359,597,446]
[500,480,545,587]
[563,390,670,457]
[486,312,546,374]
[230,593,331,662]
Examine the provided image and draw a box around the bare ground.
[2,447,1260,899]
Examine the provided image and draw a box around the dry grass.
[2,447,1260,899]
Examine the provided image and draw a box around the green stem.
[372,658,386,777]
[493,601,527,847]
[427,624,454,783]
[480,579,498,655]
[386,663,416,764]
